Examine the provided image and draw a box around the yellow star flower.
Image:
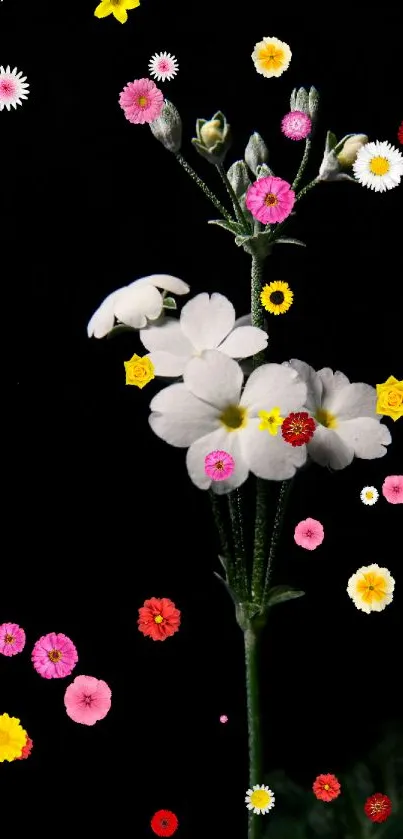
[376,375,403,421]
[94,0,140,25]
[0,714,27,762]
[258,407,284,435]
[124,354,155,388]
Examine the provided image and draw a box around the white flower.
[353,140,403,192]
[149,349,307,494]
[245,784,275,815]
[140,292,268,377]
[87,274,190,338]
[148,52,179,82]
[0,66,29,111]
[347,564,395,614]
[360,486,379,505]
[286,360,391,470]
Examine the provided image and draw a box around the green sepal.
[265,585,305,608]
[195,118,207,141]
[235,230,273,259]
[325,130,338,154]
[213,572,239,606]
[275,237,306,247]
[191,137,229,164]
[162,296,177,310]
[208,218,247,236]
[106,324,137,339]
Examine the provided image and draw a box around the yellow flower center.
[324,784,330,790]
[369,156,390,176]
[0,730,10,746]
[219,404,248,431]
[315,408,338,429]
[264,192,278,206]
[356,572,387,603]
[4,634,14,644]
[138,96,148,107]
[154,615,163,624]
[387,389,401,406]
[365,491,373,499]
[258,407,284,435]
[258,45,285,70]
[48,649,62,663]
[250,789,270,808]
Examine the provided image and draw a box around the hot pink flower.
[32,632,78,679]
[245,176,295,224]
[64,675,112,726]
[204,449,235,481]
[281,110,312,140]
[382,474,403,504]
[0,622,26,656]
[294,517,324,550]
[119,78,164,124]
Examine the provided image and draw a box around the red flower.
[281,411,316,447]
[138,597,181,641]
[398,121,403,145]
[16,735,33,760]
[364,793,392,823]
[150,809,179,837]
[312,773,341,802]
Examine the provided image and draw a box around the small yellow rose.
[124,354,155,389]
[376,375,403,421]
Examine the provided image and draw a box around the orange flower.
[312,773,341,802]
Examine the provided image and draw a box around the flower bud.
[337,133,368,167]
[295,87,309,113]
[149,100,182,153]
[244,132,269,175]
[255,163,273,179]
[308,86,319,122]
[318,131,358,182]
[226,160,251,197]
[192,111,232,165]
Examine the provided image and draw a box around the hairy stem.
[228,492,248,599]
[251,480,269,601]
[216,164,252,230]
[262,479,294,604]
[175,154,234,222]
[244,627,263,839]
[292,137,312,192]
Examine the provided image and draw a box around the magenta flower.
[119,78,164,125]
[32,632,78,679]
[382,475,403,504]
[281,110,312,141]
[64,675,112,726]
[245,176,295,224]
[0,622,26,656]
[294,517,325,550]
[220,714,228,723]
[204,450,235,481]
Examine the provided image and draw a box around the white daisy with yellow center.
[245,784,275,815]
[360,485,379,505]
[347,564,395,614]
[353,140,403,192]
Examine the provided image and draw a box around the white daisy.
[140,292,268,377]
[149,349,308,494]
[245,784,275,815]
[353,140,403,192]
[360,485,379,505]
[148,52,179,82]
[347,564,395,614]
[0,66,29,111]
[285,360,391,470]
[87,275,190,338]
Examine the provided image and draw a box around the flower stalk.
[216,163,252,230]
[244,626,263,839]
[262,479,294,604]
[175,153,234,222]
[292,137,312,192]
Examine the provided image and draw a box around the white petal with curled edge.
[317,367,350,406]
[186,427,249,493]
[115,285,163,327]
[180,293,236,351]
[140,318,194,355]
[240,418,306,480]
[287,359,323,413]
[184,349,244,409]
[242,363,307,415]
[336,417,391,460]
[325,382,378,421]
[145,351,189,377]
[132,274,190,295]
[307,424,354,469]
[149,383,219,447]
[218,326,268,358]
[87,289,122,338]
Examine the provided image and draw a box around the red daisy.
[150,809,179,837]
[138,597,181,641]
[364,793,392,823]
[312,773,341,802]
[281,411,316,447]
[16,735,33,760]
[398,121,403,145]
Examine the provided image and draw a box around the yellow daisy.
[0,713,27,762]
[347,564,395,614]
[94,0,140,25]
[245,784,275,814]
[260,281,294,315]
[124,354,155,388]
[252,36,292,78]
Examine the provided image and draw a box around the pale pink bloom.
[32,632,78,679]
[281,110,312,141]
[204,449,235,481]
[294,517,324,550]
[119,78,164,124]
[382,475,403,504]
[220,714,228,723]
[64,675,112,726]
[245,176,295,224]
[0,622,26,656]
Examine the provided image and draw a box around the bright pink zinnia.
[64,675,112,726]
[119,78,164,125]
[204,449,235,481]
[245,176,295,224]
[0,622,26,656]
[281,110,312,141]
[31,632,78,679]
[382,474,403,504]
[294,517,324,550]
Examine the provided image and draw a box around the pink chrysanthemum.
[294,517,324,550]
[64,675,112,726]
[16,735,33,760]
[119,78,164,125]
[204,449,235,481]
[31,632,78,679]
[382,474,403,504]
[281,110,312,141]
[245,176,295,224]
[0,622,26,656]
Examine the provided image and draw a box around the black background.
[1,1,402,835]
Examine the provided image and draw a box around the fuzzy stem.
[216,164,252,230]
[244,627,263,839]
[228,492,248,599]
[292,137,312,192]
[261,480,294,604]
[209,491,231,561]
[295,177,319,203]
[251,480,268,601]
[175,154,234,222]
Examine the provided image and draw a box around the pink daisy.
[281,110,312,141]
[119,78,164,125]
[294,517,324,550]
[64,675,112,726]
[382,475,403,504]
[0,622,26,656]
[220,714,228,723]
[31,632,78,679]
[245,176,295,224]
[204,449,235,481]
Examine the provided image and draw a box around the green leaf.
[208,218,246,236]
[106,324,137,339]
[213,571,238,606]
[235,230,273,258]
[266,585,305,608]
[276,237,307,247]
[162,296,177,310]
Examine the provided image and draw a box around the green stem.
[250,255,267,368]
[209,491,231,561]
[216,164,252,231]
[244,627,263,839]
[292,137,312,192]
[228,492,248,599]
[251,480,268,601]
[175,153,234,223]
[296,177,319,203]
[261,479,294,604]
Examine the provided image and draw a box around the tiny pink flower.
[64,675,112,726]
[294,517,325,550]
[204,450,235,481]
[32,632,78,679]
[245,176,295,224]
[220,714,228,723]
[382,475,403,504]
[281,110,312,141]
[119,78,164,125]
[0,622,26,656]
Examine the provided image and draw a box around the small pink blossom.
[32,632,78,679]
[220,714,228,723]
[294,517,324,550]
[0,622,26,656]
[382,475,403,504]
[119,78,164,125]
[245,176,295,224]
[64,675,112,726]
[281,110,312,141]
[204,450,235,481]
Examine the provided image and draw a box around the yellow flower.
[124,354,155,388]
[347,564,395,614]
[252,36,292,78]
[376,375,403,421]
[260,281,294,315]
[258,407,284,435]
[94,0,140,24]
[0,713,27,762]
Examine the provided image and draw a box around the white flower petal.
[115,285,163,326]
[144,351,188,377]
[242,363,307,414]
[287,359,323,413]
[132,274,190,295]
[186,428,249,493]
[317,368,351,407]
[241,418,306,479]
[307,425,354,469]
[87,289,122,338]
[184,350,244,409]
[180,293,235,351]
[139,318,193,355]
[234,313,252,328]
[336,418,391,460]
[325,382,377,420]
[218,326,268,358]
[149,383,218,446]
